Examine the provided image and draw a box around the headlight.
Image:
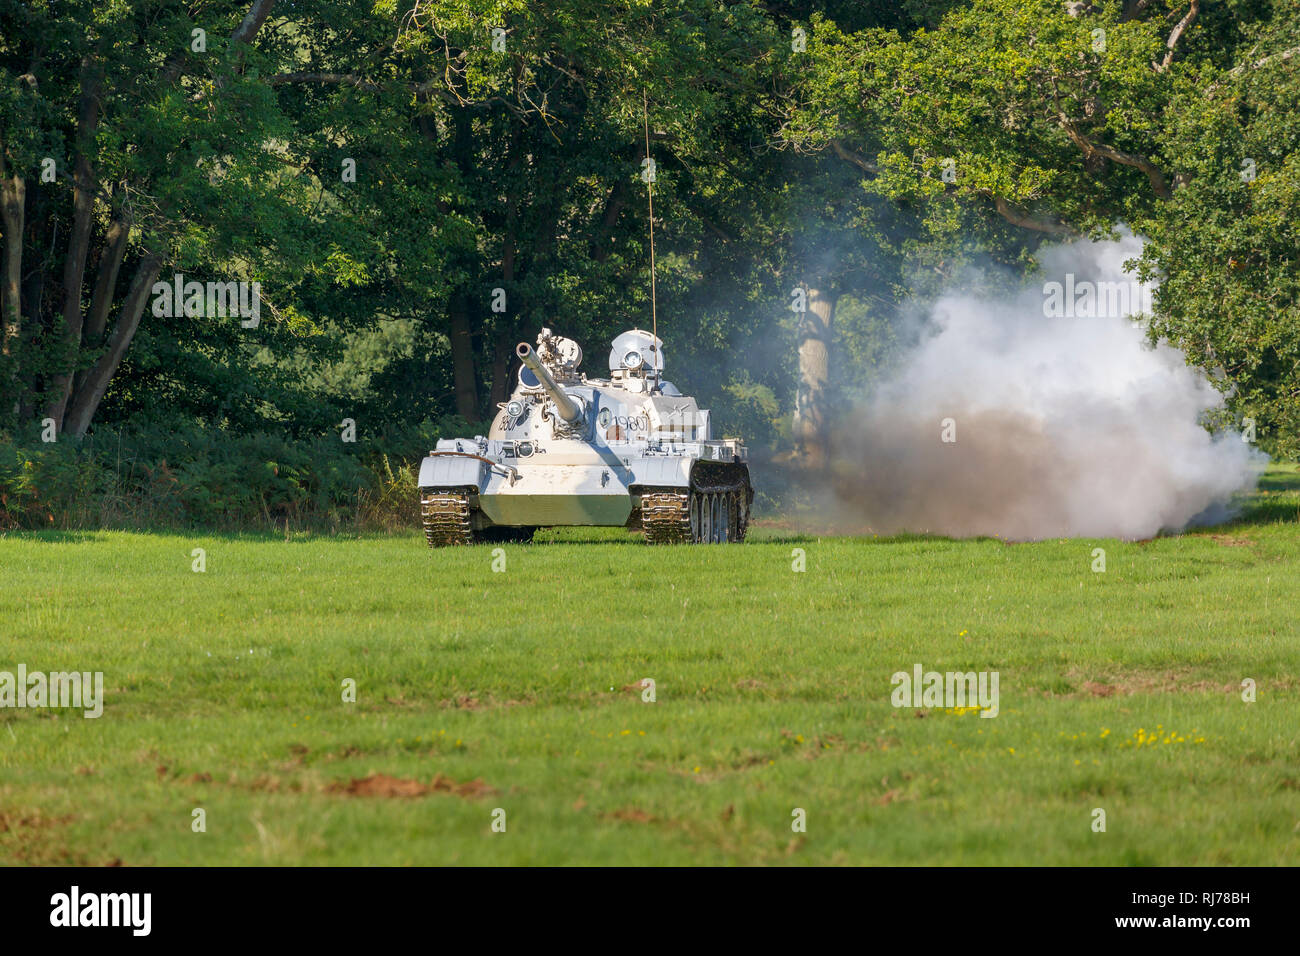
[624,350,644,369]
[506,400,524,419]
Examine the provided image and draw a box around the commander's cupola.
[608,329,664,394]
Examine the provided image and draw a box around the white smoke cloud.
[830,231,1265,540]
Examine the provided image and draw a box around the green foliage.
[789,0,1300,455]
[711,371,784,450]
[832,293,902,393]
[4,0,1300,534]
[1138,3,1300,456]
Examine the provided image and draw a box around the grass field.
[2,465,1298,866]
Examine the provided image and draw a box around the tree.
[782,0,1300,456]
[1140,1,1300,454]
[0,0,296,437]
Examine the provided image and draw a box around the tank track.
[642,491,692,544]
[420,490,473,547]
[641,471,752,545]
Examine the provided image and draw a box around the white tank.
[418,327,753,545]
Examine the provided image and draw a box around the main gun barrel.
[516,342,583,423]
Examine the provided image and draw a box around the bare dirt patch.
[438,694,533,709]
[241,775,307,793]
[0,809,75,833]
[328,772,496,799]
[600,807,658,823]
[1059,668,1255,697]
[0,808,81,864]
[442,696,482,710]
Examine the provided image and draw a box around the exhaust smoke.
[828,234,1264,540]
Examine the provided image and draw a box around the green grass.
[2,464,1299,865]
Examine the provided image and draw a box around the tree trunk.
[64,254,163,438]
[590,177,629,263]
[448,290,479,420]
[47,57,104,427]
[15,187,44,421]
[0,162,24,371]
[84,214,128,346]
[489,331,516,409]
[73,214,130,400]
[793,284,837,470]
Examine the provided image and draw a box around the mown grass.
[1,464,1298,865]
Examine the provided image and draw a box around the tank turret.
[516,341,583,424]
[418,327,753,546]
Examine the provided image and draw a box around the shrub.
[0,420,453,533]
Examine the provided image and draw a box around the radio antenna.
[643,89,657,373]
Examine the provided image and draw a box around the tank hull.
[417,439,744,528]
[418,440,749,543]
[480,471,633,527]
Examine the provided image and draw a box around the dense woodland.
[1,0,1297,528]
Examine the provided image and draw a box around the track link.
[420,490,473,547]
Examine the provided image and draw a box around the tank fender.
[419,453,486,489]
[633,455,692,488]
